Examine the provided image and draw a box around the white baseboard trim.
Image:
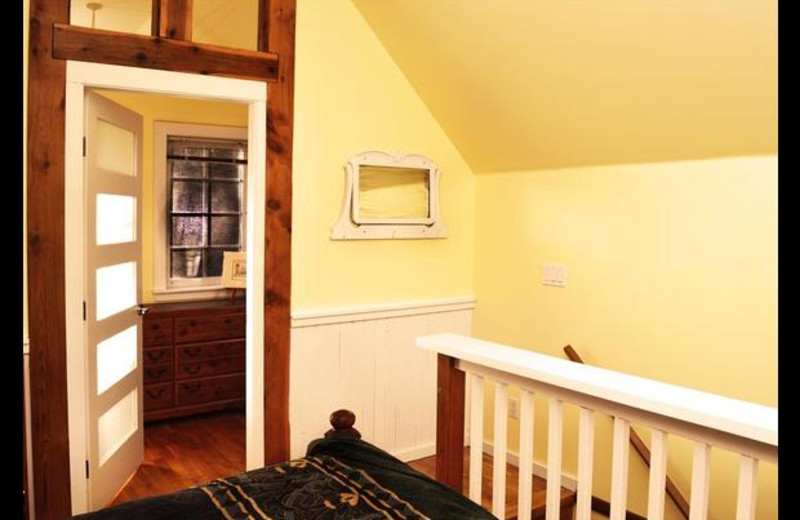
[291,297,476,328]
[394,443,437,463]
[482,441,578,491]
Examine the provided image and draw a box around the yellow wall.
[473,156,777,519]
[291,0,475,309]
[93,90,248,303]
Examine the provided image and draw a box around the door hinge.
[85,459,90,479]
[83,301,87,321]
[82,137,87,157]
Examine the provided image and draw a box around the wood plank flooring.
[111,412,575,520]
[111,411,245,505]
[408,450,575,520]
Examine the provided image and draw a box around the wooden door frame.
[64,62,269,513]
[25,2,294,518]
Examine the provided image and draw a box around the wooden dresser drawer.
[142,299,245,421]
[143,346,172,367]
[143,382,174,410]
[176,374,244,406]
[143,318,173,347]
[176,340,245,363]
[174,314,245,343]
[143,363,173,384]
[176,356,245,380]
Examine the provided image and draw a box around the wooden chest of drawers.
[142,299,246,422]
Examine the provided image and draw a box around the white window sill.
[152,285,232,302]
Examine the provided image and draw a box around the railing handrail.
[417,333,777,448]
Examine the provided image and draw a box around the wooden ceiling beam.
[52,23,279,82]
[152,0,194,40]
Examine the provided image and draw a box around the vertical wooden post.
[259,0,295,465]
[576,407,595,520]
[436,354,465,491]
[258,0,271,52]
[546,399,564,520]
[152,0,193,40]
[609,417,631,520]
[517,389,535,520]
[151,0,161,36]
[27,0,72,518]
[492,381,508,517]
[468,373,483,502]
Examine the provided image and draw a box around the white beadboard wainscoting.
[289,298,474,460]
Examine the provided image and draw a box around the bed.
[72,410,495,520]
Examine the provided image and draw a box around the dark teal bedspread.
[70,437,496,520]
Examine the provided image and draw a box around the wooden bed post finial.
[325,409,362,440]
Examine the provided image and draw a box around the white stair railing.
[418,333,777,520]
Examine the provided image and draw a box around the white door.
[84,91,144,509]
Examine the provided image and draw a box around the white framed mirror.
[331,151,446,239]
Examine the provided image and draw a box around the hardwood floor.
[111,414,574,520]
[111,411,245,505]
[408,449,575,520]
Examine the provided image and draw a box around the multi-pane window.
[168,137,247,281]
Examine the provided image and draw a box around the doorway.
[64,61,267,515]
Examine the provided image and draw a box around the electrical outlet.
[508,396,520,419]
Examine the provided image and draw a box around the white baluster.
[735,455,758,520]
[609,417,630,520]
[576,407,595,520]
[492,382,508,518]
[469,373,484,504]
[517,389,535,520]
[689,442,711,520]
[546,399,563,520]
[646,429,668,520]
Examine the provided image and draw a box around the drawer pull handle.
[146,388,165,399]
[184,382,201,392]
[184,347,201,357]
[184,365,201,375]
[146,368,167,379]
[146,351,166,362]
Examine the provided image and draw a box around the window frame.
[153,121,248,300]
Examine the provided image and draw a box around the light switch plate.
[542,264,567,287]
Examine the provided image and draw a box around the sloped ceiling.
[352,0,777,173]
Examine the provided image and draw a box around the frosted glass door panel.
[98,389,138,466]
[97,194,136,245]
[85,91,144,510]
[96,262,137,320]
[96,119,136,176]
[97,326,138,395]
